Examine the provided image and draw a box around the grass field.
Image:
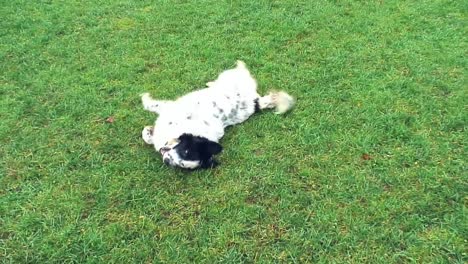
[1,0,466,263]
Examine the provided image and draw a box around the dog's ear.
[178,133,194,142]
[201,157,219,169]
[200,140,223,155]
[180,134,222,155]
[185,135,222,155]
[198,140,222,169]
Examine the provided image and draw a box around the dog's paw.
[142,126,154,144]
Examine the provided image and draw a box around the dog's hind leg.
[141,93,172,114]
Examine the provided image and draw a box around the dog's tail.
[258,90,295,114]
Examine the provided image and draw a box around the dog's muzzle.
[159,147,170,156]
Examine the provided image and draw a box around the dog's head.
[160,133,222,169]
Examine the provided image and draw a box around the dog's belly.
[181,86,257,128]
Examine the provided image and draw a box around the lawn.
[0,0,466,263]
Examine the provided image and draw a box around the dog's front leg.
[141,126,154,144]
[141,93,172,114]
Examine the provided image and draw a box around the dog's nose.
[163,158,171,165]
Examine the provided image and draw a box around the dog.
[141,61,294,169]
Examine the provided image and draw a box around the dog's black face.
[162,133,222,169]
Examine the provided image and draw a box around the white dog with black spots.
[141,61,294,169]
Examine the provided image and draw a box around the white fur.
[141,61,294,168]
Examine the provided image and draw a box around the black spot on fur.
[187,115,192,120]
[212,101,217,107]
[229,108,237,118]
[240,101,247,110]
[213,114,219,118]
[169,122,173,125]
[203,120,210,126]
[254,98,260,113]
[218,108,224,113]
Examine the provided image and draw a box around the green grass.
[1,0,466,263]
